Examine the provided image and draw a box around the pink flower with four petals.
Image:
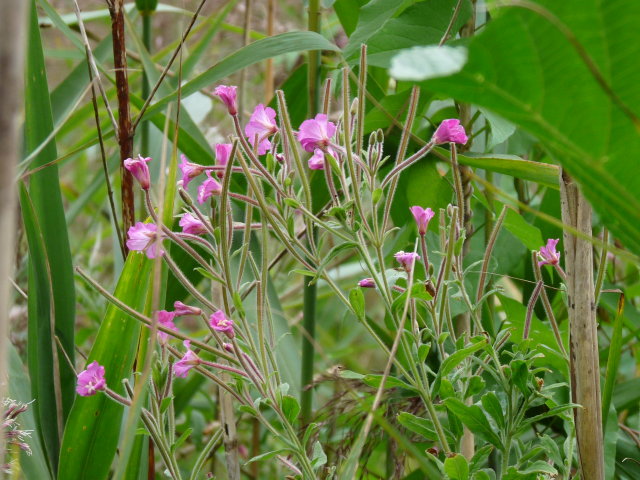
[76,361,106,397]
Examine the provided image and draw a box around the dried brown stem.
[109,0,135,245]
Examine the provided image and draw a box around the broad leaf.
[423,0,640,257]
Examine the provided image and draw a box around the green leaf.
[362,374,417,392]
[391,46,468,81]
[23,1,76,472]
[604,404,617,480]
[444,453,469,480]
[143,32,339,119]
[333,0,368,36]
[480,392,505,430]
[469,445,494,473]
[345,0,472,67]
[349,288,366,319]
[424,0,640,257]
[510,359,530,396]
[448,149,559,188]
[432,336,488,392]
[311,441,327,469]
[58,255,151,480]
[397,412,439,442]
[444,398,503,451]
[343,0,416,60]
[503,207,544,251]
[246,449,291,464]
[281,395,301,424]
[602,295,624,428]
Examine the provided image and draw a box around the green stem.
[301,0,321,427]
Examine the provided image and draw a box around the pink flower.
[214,85,238,115]
[179,212,207,235]
[126,222,164,258]
[197,171,222,204]
[215,143,233,177]
[245,104,278,155]
[358,278,376,288]
[156,310,177,343]
[223,342,234,353]
[538,239,561,266]
[297,114,337,153]
[410,206,435,235]
[308,149,326,170]
[174,301,202,316]
[432,119,468,145]
[173,340,201,378]
[124,155,151,190]
[76,361,106,397]
[179,154,205,188]
[209,310,235,339]
[394,251,420,272]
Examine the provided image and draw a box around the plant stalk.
[301,0,321,427]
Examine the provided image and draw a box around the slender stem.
[476,205,508,302]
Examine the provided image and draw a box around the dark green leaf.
[425,0,640,257]
[444,398,503,451]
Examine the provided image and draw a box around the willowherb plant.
[75,60,577,479]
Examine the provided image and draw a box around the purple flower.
[209,310,235,339]
[124,155,151,190]
[297,114,337,153]
[214,85,238,115]
[174,301,202,316]
[215,143,233,177]
[197,171,222,204]
[126,222,164,258]
[409,206,435,235]
[179,212,207,235]
[432,119,468,145]
[179,154,205,188]
[245,104,278,155]
[76,361,106,397]
[308,149,326,170]
[358,278,376,288]
[538,239,561,267]
[173,340,201,378]
[156,310,177,343]
[394,251,420,272]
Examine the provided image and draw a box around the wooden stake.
[559,169,604,480]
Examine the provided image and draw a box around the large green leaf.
[58,255,151,480]
[142,31,339,118]
[422,0,640,257]
[350,0,472,67]
[23,0,76,472]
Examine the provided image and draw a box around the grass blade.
[23,0,76,472]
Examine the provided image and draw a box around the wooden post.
[559,169,604,480]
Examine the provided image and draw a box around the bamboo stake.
[559,169,604,480]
